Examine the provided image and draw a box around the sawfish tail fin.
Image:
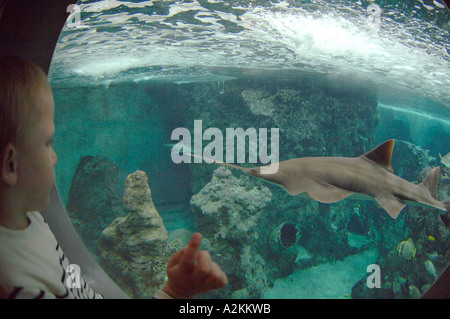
[419,166,450,228]
[419,166,440,200]
[416,166,450,228]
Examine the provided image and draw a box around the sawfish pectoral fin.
[284,179,354,203]
[375,195,407,219]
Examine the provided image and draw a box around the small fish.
[428,235,435,242]
[424,260,437,278]
[344,294,352,299]
[397,238,416,260]
[409,285,421,299]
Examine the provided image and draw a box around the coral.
[231,288,249,299]
[191,166,272,242]
[391,139,436,181]
[190,166,272,298]
[98,170,169,299]
[167,238,184,254]
[167,228,193,245]
[241,89,275,116]
[240,246,267,297]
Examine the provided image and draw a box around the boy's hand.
[163,233,228,298]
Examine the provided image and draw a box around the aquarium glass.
[49,0,449,299]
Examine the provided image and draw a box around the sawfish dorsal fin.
[360,140,395,173]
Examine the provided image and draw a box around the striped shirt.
[0,211,103,299]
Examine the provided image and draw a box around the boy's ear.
[0,143,18,186]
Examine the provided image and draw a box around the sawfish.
[180,139,450,226]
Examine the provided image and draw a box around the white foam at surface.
[262,13,384,58]
[80,0,156,12]
[51,0,450,107]
[72,57,142,77]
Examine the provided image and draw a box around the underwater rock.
[391,140,436,181]
[240,246,268,298]
[241,89,275,117]
[392,273,407,298]
[297,202,357,261]
[267,222,299,277]
[269,222,299,251]
[395,273,411,298]
[122,170,152,210]
[231,288,250,299]
[98,170,169,299]
[167,228,193,247]
[190,167,271,298]
[351,276,394,299]
[66,155,123,255]
[383,249,406,275]
[191,166,272,242]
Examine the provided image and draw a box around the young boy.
[0,55,227,299]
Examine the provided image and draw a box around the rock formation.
[191,166,272,243]
[98,170,172,299]
[66,155,123,255]
[190,166,272,298]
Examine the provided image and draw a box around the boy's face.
[15,85,57,212]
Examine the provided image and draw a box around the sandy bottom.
[263,245,379,299]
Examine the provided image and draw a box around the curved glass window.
[49,0,449,299]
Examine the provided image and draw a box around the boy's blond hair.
[0,55,50,152]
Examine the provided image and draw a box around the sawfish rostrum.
[197,140,450,223]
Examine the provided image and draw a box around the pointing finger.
[209,262,228,289]
[180,232,202,273]
[192,250,212,281]
[167,247,185,269]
